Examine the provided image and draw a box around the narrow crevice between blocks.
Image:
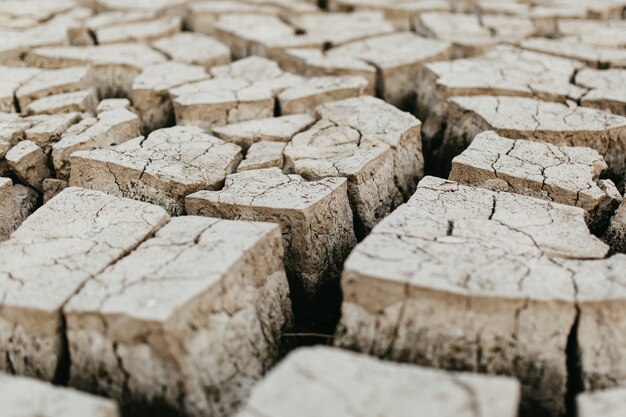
[564,306,583,417]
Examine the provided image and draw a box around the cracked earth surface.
[0,1,625,417]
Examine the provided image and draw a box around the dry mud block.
[283,32,452,109]
[0,374,119,417]
[151,32,231,70]
[15,66,95,110]
[6,140,51,192]
[186,168,356,302]
[577,388,626,417]
[576,69,626,117]
[0,187,169,381]
[236,347,521,417]
[315,96,424,201]
[212,12,394,61]
[0,178,22,241]
[335,176,610,416]
[238,141,286,172]
[212,114,316,151]
[450,131,622,231]
[327,0,452,30]
[93,16,181,45]
[171,56,367,130]
[65,216,292,417]
[416,45,586,148]
[520,37,626,70]
[52,107,140,180]
[69,126,242,215]
[557,19,626,49]
[25,43,167,97]
[25,89,98,116]
[443,96,626,179]
[414,12,535,58]
[132,62,207,133]
[0,66,41,112]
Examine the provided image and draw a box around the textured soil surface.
[1,1,626,417]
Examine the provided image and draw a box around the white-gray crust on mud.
[236,346,521,417]
[237,140,286,172]
[131,62,208,133]
[52,107,141,180]
[0,373,119,417]
[151,32,232,70]
[15,66,96,110]
[415,45,586,147]
[0,187,169,382]
[212,114,316,151]
[24,43,167,97]
[334,176,610,416]
[575,69,626,117]
[286,32,451,109]
[520,37,626,70]
[442,95,626,179]
[576,387,626,417]
[449,131,622,231]
[186,167,356,298]
[0,178,22,241]
[5,140,51,191]
[413,12,535,58]
[315,96,424,201]
[0,66,42,112]
[69,125,242,215]
[64,216,292,417]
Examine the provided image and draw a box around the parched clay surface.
[443,95,626,178]
[0,187,169,381]
[0,374,120,417]
[236,347,521,417]
[69,125,242,215]
[335,176,609,416]
[576,69,626,117]
[450,131,622,230]
[186,168,356,298]
[65,216,292,417]
[576,388,626,417]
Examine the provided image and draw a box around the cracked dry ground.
[1,1,626,417]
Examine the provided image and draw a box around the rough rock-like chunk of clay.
[335,176,609,416]
[284,119,401,235]
[328,0,451,30]
[558,19,626,49]
[0,187,169,381]
[450,131,622,230]
[42,178,67,203]
[0,178,21,241]
[22,112,83,147]
[96,98,131,114]
[210,56,303,95]
[443,96,626,178]
[132,62,207,133]
[25,89,98,115]
[414,12,535,58]
[65,216,292,417]
[151,32,231,70]
[170,78,274,130]
[236,347,521,417]
[186,168,356,300]
[416,45,586,148]
[278,75,369,115]
[25,43,167,97]
[52,107,140,179]
[15,66,94,109]
[520,37,626,70]
[576,388,626,417]
[212,14,321,61]
[324,32,452,108]
[238,141,286,172]
[12,183,39,220]
[576,69,626,117]
[0,374,119,417]
[95,16,181,45]
[212,114,316,150]
[186,1,281,36]
[5,139,50,191]
[69,126,242,215]
[0,66,41,112]
[316,96,424,199]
